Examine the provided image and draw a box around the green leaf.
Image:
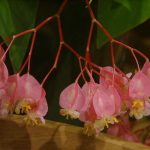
[97,0,150,48]
[0,0,39,72]
[113,0,132,10]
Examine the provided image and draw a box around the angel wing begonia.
[92,84,121,133]
[100,66,130,109]
[13,73,48,125]
[59,82,85,119]
[129,71,150,119]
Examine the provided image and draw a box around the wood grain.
[0,115,149,150]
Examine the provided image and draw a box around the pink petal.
[16,73,43,101]
[81,82,99,111]
[79,103,97,122]
[59,83,84,111]
[0,61,8,88]
[93,85,116,118]
[5,74,20,103]
[142,61,150,77]
[36,97,48,117]
[107,86,121,114]
[129,71,150,99]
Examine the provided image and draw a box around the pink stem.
[1,38,14,61]
[27,31,37,73]
[78,58,86,83]
[41,43,63,86]
[35,16,54,31]
[113,40,149,61]
[57,0,68,15]
[85,0,95,19]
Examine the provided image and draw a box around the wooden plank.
[0,115,149,150]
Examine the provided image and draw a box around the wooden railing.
[0,115,149,150]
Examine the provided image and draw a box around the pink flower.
[59,82,85,119]
[100,66,130,109]
[4,73,48,124]
[91,84,121,133]
[129,71,150,119]
[80,81,121,135]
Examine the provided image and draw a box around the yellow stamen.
[130,99,145,119]
[60,109,79,119]
[132,99,144,109]
[24,113,42,126]
[83,122,95,136]
[15,100,31,114]
[94,116,119,131]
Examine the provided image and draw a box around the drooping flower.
[8,73,48,125]
[129,71,150,119]
[80,81,121,135]
[92,84,121,133]
[79,81,100,135]
[59,82,85,119]
[100,66,130,109]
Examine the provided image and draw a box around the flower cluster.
[59,60,150,136]
[0,47,48,125]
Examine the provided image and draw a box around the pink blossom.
[80,81,121,135]
[79,81,100,122]
[59,82,85,119]
[91,84,121,133]
[129,71,150,119]
[80,81,99,112]
[4,73,48,124]
[100,66,130,108]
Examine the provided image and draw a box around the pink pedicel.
[0,46,5,59]
[59,82,85,119]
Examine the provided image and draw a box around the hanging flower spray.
[0,0,150,146]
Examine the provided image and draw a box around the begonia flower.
[7,73,48,125]
[92,84,121,133]
[129,71,150,119]
[59,82,85,119]
[100,66,130,109]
